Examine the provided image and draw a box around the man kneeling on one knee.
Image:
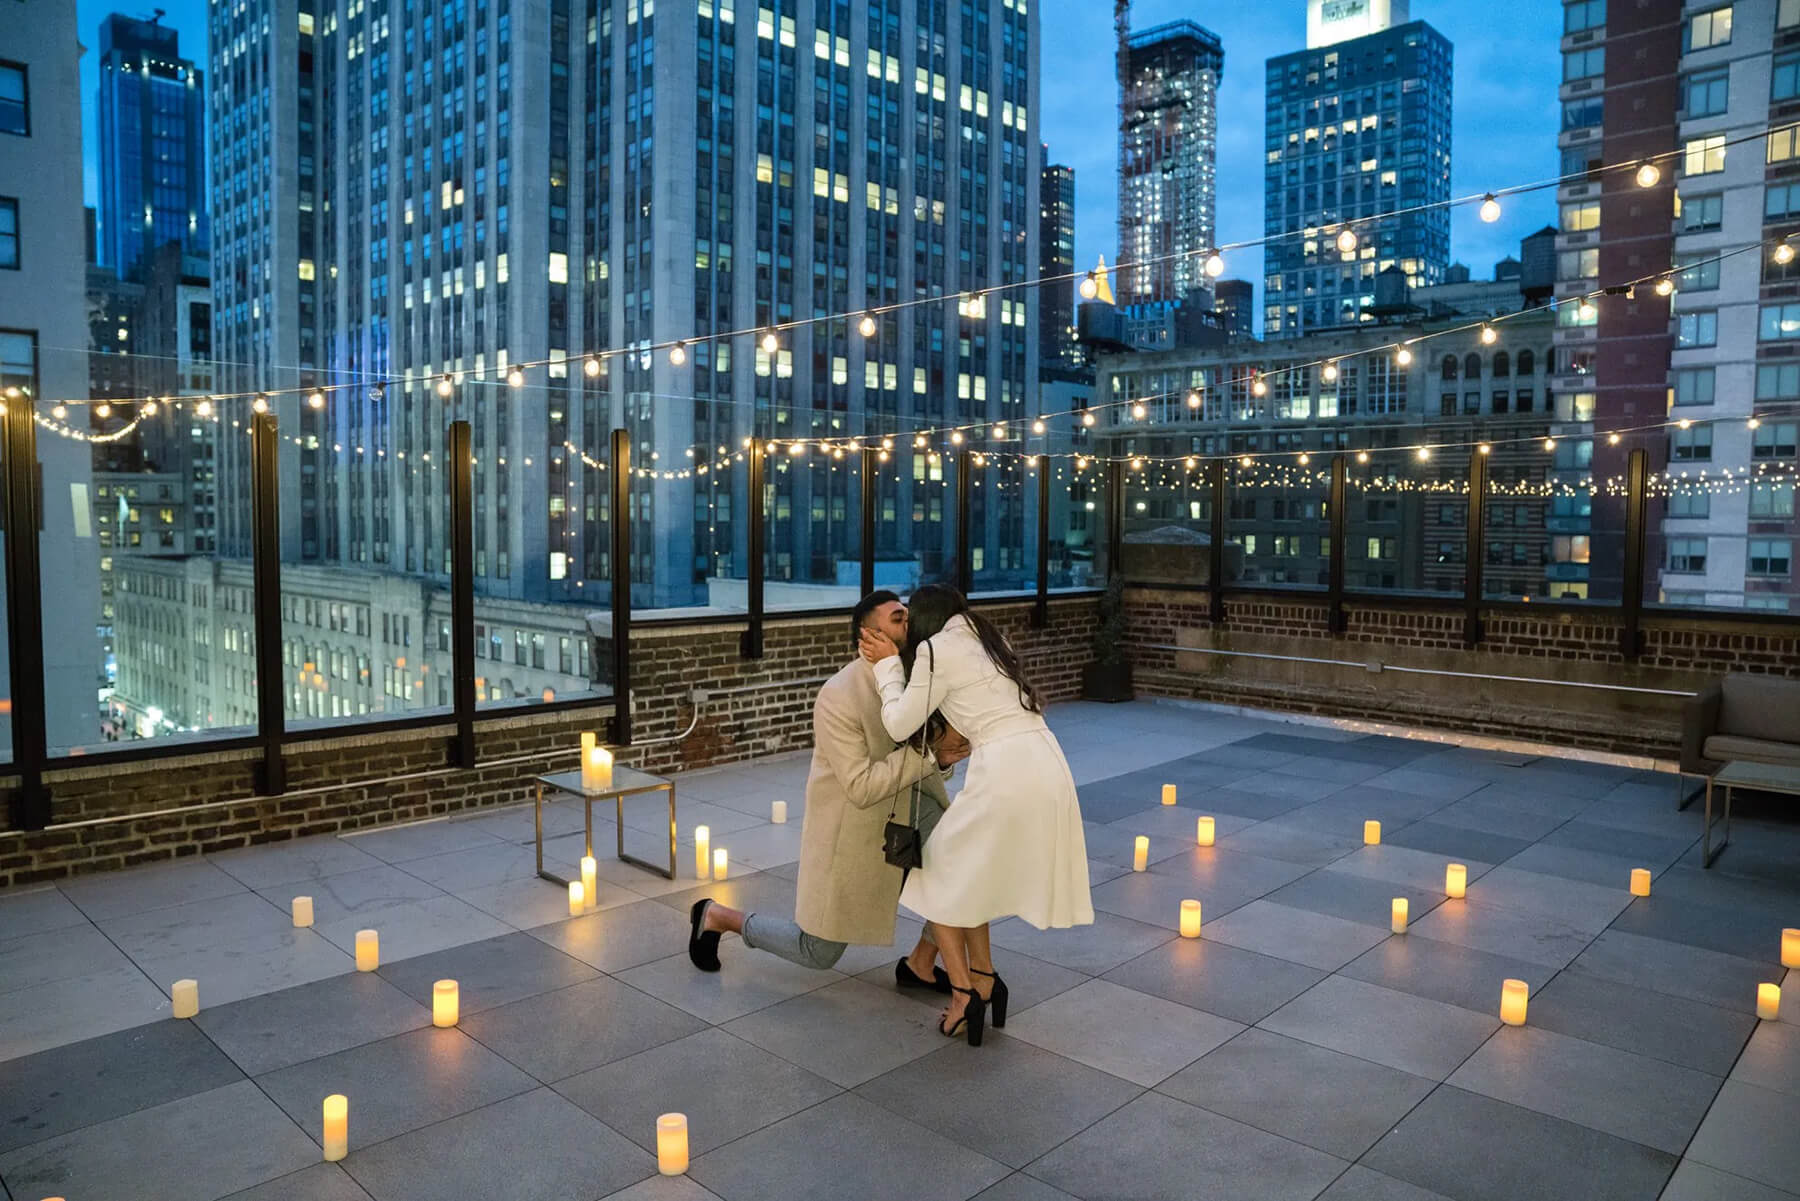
[687,590,968,988]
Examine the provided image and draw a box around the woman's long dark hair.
[901,584,1043,714]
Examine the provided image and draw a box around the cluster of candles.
[1139,783,1795,1026]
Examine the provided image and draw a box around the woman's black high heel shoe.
[939,986,987,1046]
[971,968,1009,1028]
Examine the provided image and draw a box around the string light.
[1478,443,1491,455]
[992,422,1007,438]
[1578,298,1598,321]
[1031,418,1046,434]
[1131,402,1147,420]
[1608,432,1622,444]
[437,375,454,397]
[1416,446,1431,461]
[761,330,780,353]
[950,430,964,445]
[141,399,158,417]
[1778,243,1796,266]
[1480,325,1498,345]
[1336,227,1359,253]
[1203,250,1225,278]
[1479,194,1501,223]
[1543,437,1557,451]
[95,403,112,418]
[253,394,270,414]
[1749,417,1763,429]
[197,400,214,418]
[508,369,524,388]
[858,313,877,337]
[1079,272,1098,300]
[1395,347,1413,366]
[51,404,66,420]
[1297,452,1310,465]
[914,434,928,449]
[1357,450,1370,463]
[1252,378,1268,397]
[669,341,688,366]
[307,391,325,410]
[584,356,600,377]
[1677,418,1693,430]
[1636,161,1662,188]
[1655,277,1675,297]
[1082,412,1097,427]
[1323,361,1340,383]
[1186,390,1202,409]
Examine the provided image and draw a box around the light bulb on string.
[1478,443,1491,455]
[1636,161,1661,188]
[1203,250,1225,278]
[1186,389,1202,409]
[508,369,525,388]
[1480,324,1498,345]
[1479,194,1501,223]
[914,434,928,449]
[669,341,688,366]
[1543,437,1557,451]
[1608,432,1622,445]
[881,436,894,450]
[51,404,67,420]
[1131,402,1147,420]
[1356,450,1370,463]
[950,430,964,446]
[992,423,1006,438]
[253,394,270,414]
[1416,446,1431,461]
[307,391,325,410]
[761,330,780,353]
[1336,227,1359,253]
[1297,453,1310,466]
[1678,418,1693,430]
[1079,272,1098,300]
[437,375,454,398]
[858,313,877,337]
[1031,418,1046,435]
[1578,298,1597,321]
[1130,457,1144,470]
[1323,361,1340,383]
[1778,243,1796,266]
[1395,346,1413,366]
[1239,455,1253,467]
[584,356,600,377]
[95,403,112,419]
[1655,277,1675,297]
[1252,377,1267,397]
[1082,411,1097,427]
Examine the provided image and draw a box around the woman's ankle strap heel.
[970,969,1009,1029]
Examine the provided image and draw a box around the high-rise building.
[1551,0,1681,602]
[1041,157,1076,369]
[1263,1,1452,336]
[1661,0,1799,610]
[209,0,1040,617]
[1,0,106,756]
[94,14,207,281]
[1117,21,1224,306]
[1213,278,1254,340]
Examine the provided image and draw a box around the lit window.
[1685,134,1727,174]
[1683,6,1733,51]
[1677,310,1718,347]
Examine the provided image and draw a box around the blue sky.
[79,0,1562,309]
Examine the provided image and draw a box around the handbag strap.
[886,641,936,826]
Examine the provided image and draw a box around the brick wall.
[0,599,1095,889]
[1125,586,1800,756]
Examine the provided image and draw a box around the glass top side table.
[534,765,677,883]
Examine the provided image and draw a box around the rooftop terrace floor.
[1,701,1797,1201]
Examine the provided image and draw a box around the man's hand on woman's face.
[858,627,900,663]
[931,725,971,767]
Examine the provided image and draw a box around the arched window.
[1441,355,1459,381]
[1464,353,1483,379]
[1517,348,1535,375]
[1493,351,1511,378]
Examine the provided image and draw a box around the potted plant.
[1081,574,1134,702]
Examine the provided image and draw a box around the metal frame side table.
[535,766,677,884]
[1700,759,1800,868]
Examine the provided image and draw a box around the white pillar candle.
[1630,868,1651,898]
[713,847,729,881]
[1391,898,1409,934]
[581,730,597,762]
[1784,928,1800,969]
[355,929,379,972]
[1500,978,1529,1026]
[771,800,788,824]
[1132,836,1149,872]
[582,746,614,791]
[433,979,459,1027]
[695,825,711,881]
[1196,816,1215,847]
[292,896,314,927]
[1758,983,1782,1021]
[1161,784,1177,806]
[569,881,585,916]
[171,978,199,1019]
[580,856,598,910]
[656,1113,689,1176]
[1445,864,1467,900]
[1179,899,1202,938]
[1364,820,1381,846]
[322,1094,348,1162]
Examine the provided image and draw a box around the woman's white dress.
[873,615,1093,930]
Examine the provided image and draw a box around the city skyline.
[77,0,1563,342]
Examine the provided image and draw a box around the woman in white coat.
[860,584,1093,1045]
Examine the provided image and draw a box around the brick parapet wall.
[1124,586,1800,757]
[0,600,1094,889]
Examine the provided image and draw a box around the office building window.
[1671,426,1713,461]
[1769,182,1800,220]
[1566,0,1606,33]
[1677,256,1720,292]
[1683,6,1733,51]
[1754,422,1798,457]
[1668,490,1711,519]
[1759,363,1800,400]
[1679,193,1724,233]
[1564,47,1605,82]
[1777,51,1800,101]
[0,62,24,136]
[1771,127,1800,164]
[1783,0,1800,28]
[1668,538,1708,573]
[1760,303,1800,340]
[1686,135,1728,175]
[1675,368,1715,406]
[1749,540,1792,576]
[1684,67,1729,115]
[0,197,14,269]
[1751,482,1795,518]
[1677,311,1718,347]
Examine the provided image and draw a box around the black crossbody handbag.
[882,643,939,874]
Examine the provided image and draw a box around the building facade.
[1264,6,1452,336]
[1117,21,1224,306]
[1040,157,1076,369]
[94,14,208,281]
[0,0,106,756]
[206,0,1041,618]
[1096,274,1557,598]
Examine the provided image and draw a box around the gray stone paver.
[0,701,1789,1200]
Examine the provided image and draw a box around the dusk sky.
[79,0,1563,321]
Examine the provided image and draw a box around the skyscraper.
[1263,0,1451,336]
[209,0,1040,614]
[1040,157,1076,369]
[95,14,207,281]
[1116,21,1224,306]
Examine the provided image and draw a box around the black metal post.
[1208,458,1227,625]
[955,447,973,596]
[250,412,287,796]
[1033,454,1050,628]
[741,437,765,659]
[610,428,633,743]
[1105,459,1124,581]
[1,400,49,827]
[1621,446,1649,660]
[448,421,476,769]
[1464,448,1490,647]
[860,445,876,598]
[1328,453,1348,635]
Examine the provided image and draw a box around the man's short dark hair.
[851,590,902,648]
